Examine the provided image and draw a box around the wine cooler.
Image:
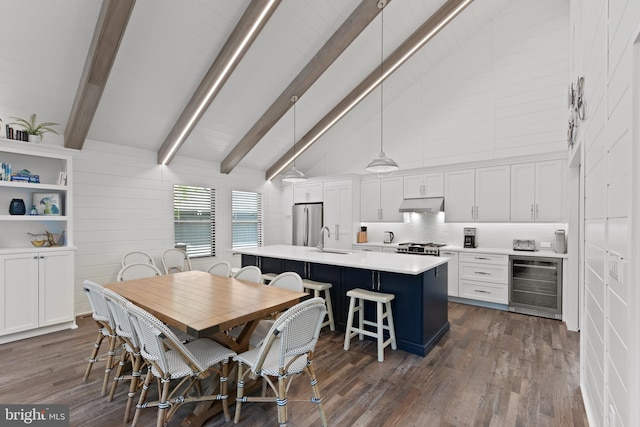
[508,255,562,320]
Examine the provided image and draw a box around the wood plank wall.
[573,0,640,425]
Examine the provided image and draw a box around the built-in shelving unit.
[0,138,76,343]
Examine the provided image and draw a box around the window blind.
[232,190,262,249]
[173,185,215,257]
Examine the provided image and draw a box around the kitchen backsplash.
[361,213,568,251]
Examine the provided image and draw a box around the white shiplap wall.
[572,0,640,425]
[73,140,283,315]
[304,0,569,176]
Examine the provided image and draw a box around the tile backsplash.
[361,213,567,251]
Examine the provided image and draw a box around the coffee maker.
[463,227,477,248]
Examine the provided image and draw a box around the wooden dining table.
[106,269,307,426]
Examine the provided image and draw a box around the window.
[232,190,262,249]
[173,185,215,258]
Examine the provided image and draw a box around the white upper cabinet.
[323,180,359,250]
[360,176,404,222]
[293,182,323,203]
[403,172,444,199]
[511,160,564,222]
[475,166,510,221]
[445,166,510,222]
[444,169,475,221]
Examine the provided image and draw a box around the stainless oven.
[509,255,562,319]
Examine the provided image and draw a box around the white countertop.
[441,245,568,259]
[234,245,448,275]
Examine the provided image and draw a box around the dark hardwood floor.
[0,302,588,426]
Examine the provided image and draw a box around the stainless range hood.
[398,197,444,213]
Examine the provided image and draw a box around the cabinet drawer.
[459,280,508,304]
[459,262,508,284]
[459,253,508,265]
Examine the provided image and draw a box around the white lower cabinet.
[457,252,508,304]
[439,250,459,296]
[0,250,75,342]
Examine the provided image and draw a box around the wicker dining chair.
[233,297,328,426]
[82,281,120,397]
[161,248,192,274]
[232,265,262,283]
[206,260,232,277]
[121,251,156,268]
[117,263,163,281]
[126,302,237,427]
[101,287,146,422]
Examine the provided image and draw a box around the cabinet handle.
[474,271,491,275]
[335,224,339,240]
[371,271,376,290]
[474,257,491,260]
[474,289,491,294]
[377,272,381,291]
[475,205,478,220]
[531,204,534,220]
[535,204,539,220]
[471,206,474,218]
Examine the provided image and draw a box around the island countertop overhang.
[233,245,448,275]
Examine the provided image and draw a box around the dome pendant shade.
[282,165,307,183]
[366,150,399,175]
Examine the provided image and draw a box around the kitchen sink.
[310,249,351,255]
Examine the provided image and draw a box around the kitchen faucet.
[317,226,331,252]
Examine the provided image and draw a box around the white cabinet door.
[403,175,424,199]
[511,163,536,221]
[380,176,404,222]
[510,160,564,222]
[423,172,444,197]
[360,179,381,222]
[403,172,443,198]
[444,169,475,222]
[440,250,459,296]
[475,165,510,222]
[323,182,353,250]
[0,253,39,335]
[535,160,564,222]
[293,182,323,203]
[39,251,74,327]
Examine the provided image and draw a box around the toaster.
[513,239,536,251]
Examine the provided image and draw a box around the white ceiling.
[0,0,512,178]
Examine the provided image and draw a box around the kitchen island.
[234,245,450,357]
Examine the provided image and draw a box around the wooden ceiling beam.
[157,0,282,165]
[266,0,474,181]
[64,0,136,150]
[220,0,389,175]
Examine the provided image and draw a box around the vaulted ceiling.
[0,0,513,179]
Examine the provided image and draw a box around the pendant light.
[282,95,308,184]
[366,0,399,176]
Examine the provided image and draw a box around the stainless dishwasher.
[508,255,562,320]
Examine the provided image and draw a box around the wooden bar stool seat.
[343,288,397,362]
[302,279,335,331]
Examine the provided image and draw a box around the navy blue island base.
[241,254,450,357]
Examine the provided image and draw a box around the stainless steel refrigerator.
[292,203,323,247]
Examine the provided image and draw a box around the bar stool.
[302,279,335,331]
[343,288,397,362]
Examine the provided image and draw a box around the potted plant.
[10,113,59,142]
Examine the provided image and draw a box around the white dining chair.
[206,260,231,277]
[117,263,163,281]
[121,251,156,268]
[126,302,237,426]
[161,248,192,274]
[233,297,328,426]
[232,265,262,283]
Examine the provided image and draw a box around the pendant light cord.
[291,95,298,167]
[380,2,384,154]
